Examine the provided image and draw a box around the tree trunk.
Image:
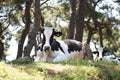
[98,25,103,47]
[75,0,86,42]
[87,28,93,44]
[68,0,77,39]
[17,0,33,59]
[0,40,4,61]
[24,0,41,57]
[93,18,103,47]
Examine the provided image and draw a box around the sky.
[5,0,120,61]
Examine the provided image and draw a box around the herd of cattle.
[33,26,120,64]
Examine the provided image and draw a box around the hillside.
[0,60,120,80]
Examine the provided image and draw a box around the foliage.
[41,0,70,28]
[0,0,25,53]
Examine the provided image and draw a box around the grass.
[0,60,120,80]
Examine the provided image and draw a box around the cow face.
[92,47,104,61]
[97,47,104,60]
[92,51,99,61]
[40,26,62,51]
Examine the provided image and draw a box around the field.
[0,60,120,80]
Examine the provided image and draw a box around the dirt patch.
[45,64,76,75]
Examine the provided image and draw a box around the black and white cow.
[34,26,92,62]
[92,47,109,61]
[92,47,120,64]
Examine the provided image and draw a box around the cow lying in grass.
[34,26,92,62]
[92,47,120,64]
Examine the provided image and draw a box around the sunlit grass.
[0,60,120,80]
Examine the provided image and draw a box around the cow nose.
[99,58,102,61]
[44,46,50,51]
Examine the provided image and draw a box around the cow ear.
[40,27,44,33]
[54,31,62,37]
[53,28,62,37]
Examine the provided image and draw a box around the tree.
[23,0,41,58]
[75,0,86,42]
[0,40,4,60]
[85,19,95,44]
[84,0,104,46]
[0,0,24,61]
[68,0,77,39]
[17,0,33,59]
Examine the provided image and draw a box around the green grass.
[0,60,120,80]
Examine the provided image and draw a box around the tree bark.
[17,0,33,59]
[68,0,77,39]
[98,24,103,47]
[87,28,93,44]
[75,0,86,42]
[85,20,93,44]
[0,40,4,61]
[93,18,103,47]
[24,0,41,57]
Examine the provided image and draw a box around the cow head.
[40,26,62,51]
[92,51,99,61]
[97,47,104,60]
[92,47,104,61]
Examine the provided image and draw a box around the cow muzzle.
[99,58,103,61]
[43,46,50,51]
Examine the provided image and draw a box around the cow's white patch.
[56,40,69,53]
[98,47,103,60]
[103,55,115,62]
[43,27,54,50]
[92,53,98,61]
[52,51,83,62]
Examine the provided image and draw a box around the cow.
[92,47,109,61]
[34,26,93,62]
[92,47,120,64]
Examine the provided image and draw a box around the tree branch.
[40,0,50,6]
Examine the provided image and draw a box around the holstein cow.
[34,26,92,62]
[92,47,109,61]
[92,47,120,64]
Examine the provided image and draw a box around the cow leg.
[40,51,48,62]
[53,55,65,62]
[34,50,41,62]
[34,51,47,62]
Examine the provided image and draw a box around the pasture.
[0,60,120,80]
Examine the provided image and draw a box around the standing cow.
[34,26,92,62]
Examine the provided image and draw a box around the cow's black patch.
[41,34,46,50]
[64,40,82,53]
[92,51,99,54]
[36,46,41,51]
[92,51,99,56]
[110,57,116,59]
[118,58,120,61]
[51,39,65,53]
